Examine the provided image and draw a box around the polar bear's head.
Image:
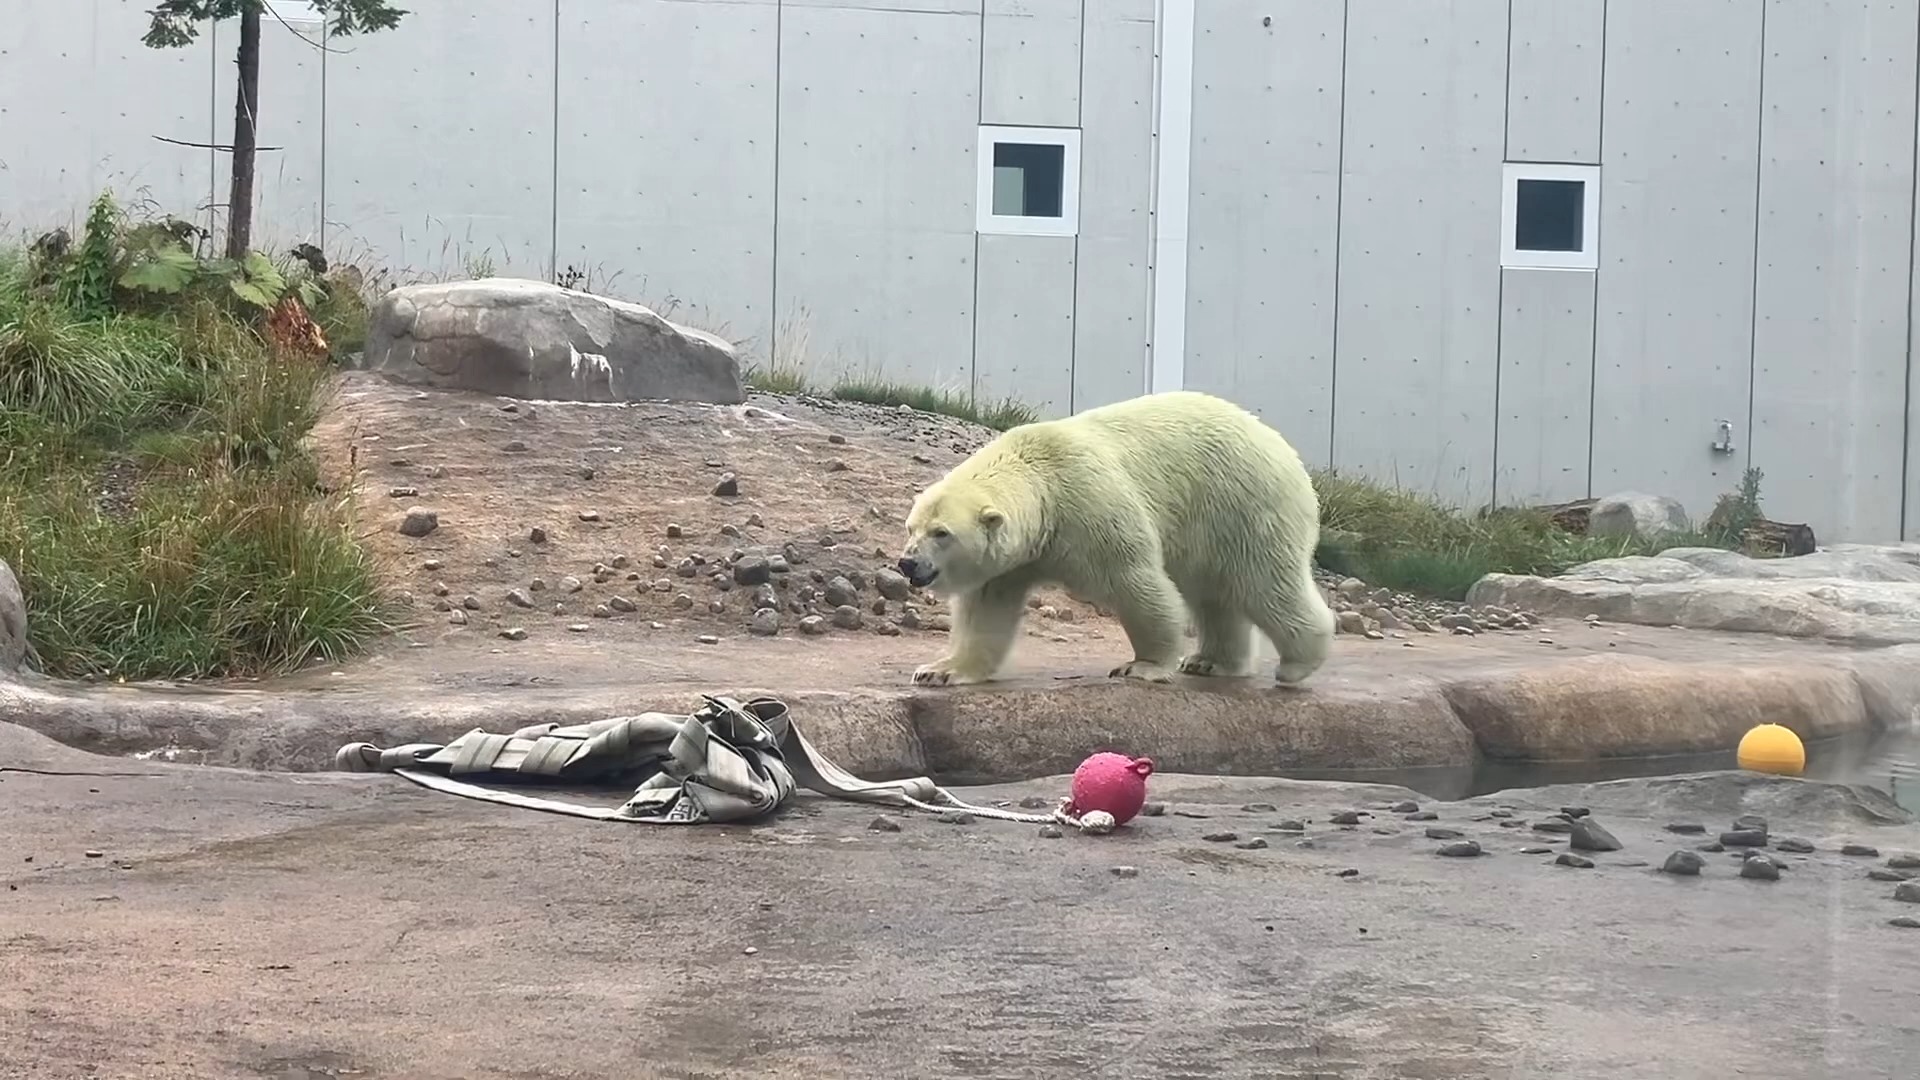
[898,483,1008,593]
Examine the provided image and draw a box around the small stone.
[1038,825,1064,839]
[720,523,741,538]
[1489,808,1514,819]
[1425,827,1464,840]
[824,576,859,607]
[1532,818,1574,835]
[608,595,638,614]
[713,472,740,497]
[84,849,104,859]
[827,433,847,445]
[1841,844,1880,858]
[1775,837,1814,854]
[423,559,443,571]
[673,593,694,610]
[1141,802,1167,817]
[1202,831,1239,843]
[559,575,583,594]
[610,555,631,569]
[1697,841,1725,853]
[799,615,827,635]
[749,608,781,636]
[503,440,528,452]
[733,556,773,586]
[868,816,902,833]
[506,588,534,609]
[1240,802,1278,813]
[1887,854,1920,869]
[448,610,468,626]
[398,508,439,537]
[499,627,528,641]
[1661,851,1706,876]
[1329,810,1365,825]
[695,634,720,644]
[1404,810,1439,822]
[1275,819,1305,832]
[1897,882,1920,904]
[1739,857,1781,881]
[1436,841,1483,858]
[425,465,449,480]
[1868,868,1912,882]
[666,523,684,539]
[1336,868,1359,878]
[1732,814,1769,834]
[1558,806,1590,819]
[577,509,601,523]
[578,465,595,480]
[875,569,912,601]
[462,595,482,610]
[566,623,590,633]
[1389,800,1419,814]
[1890,917,1920,929]
[1555,853,1595,869]
[529,526,548,544]
[1665,823,1707,835]
[1335,610,1366,635]
[1234,838,1269,851]
[939,811,974,825]
[831,604,863,629]
[1720,829,1768,847]
[388,486,418,498]
[1019,795,1052,810]
[1519,846,1552,855]
[1110,866,1139,878]
[1568,819,1623,853]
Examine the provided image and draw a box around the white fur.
[898,390,1336,687]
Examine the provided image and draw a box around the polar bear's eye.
[930,527,951,540]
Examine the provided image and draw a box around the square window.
[977,125,1081,237]
[1501,163,1600,271]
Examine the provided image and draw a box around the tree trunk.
[225,4,263,260]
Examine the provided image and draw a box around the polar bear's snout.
[898,555,939,588]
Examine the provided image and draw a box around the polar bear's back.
[1003,390,1321,569]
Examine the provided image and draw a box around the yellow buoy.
[1737,723,1806,776]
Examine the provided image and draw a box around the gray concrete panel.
[773,4,980,387]
[1184,0,1344,465]
[323,0,556,278]
[1751,0,1917,543]
[1495,268,1597,505]
[981,0,1081,129]
[553,0,778,355]
[1505,0,1605,165]
[211,14,324,252]
[0,0,214,235]
[1067,0,1155,411]
[1332,0,1507,504]
[974,234,1076,415]
[1591,0,1763,518]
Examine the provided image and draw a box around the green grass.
[0,240,388,681]
[1311,469,1744,601]
[743,360,1042,432]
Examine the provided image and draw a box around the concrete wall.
[0,0,1157,418]
[1187,0,1920,542]
[8,1,1920,542]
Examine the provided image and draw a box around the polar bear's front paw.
[1177,654,1234,676]
[1110,659,1175,684]
[912,658,989,687]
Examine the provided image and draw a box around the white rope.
[897,788,1121,834]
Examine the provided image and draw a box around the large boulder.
[1587,490,1690,540]
[1467,543,1920,643]
[0,556,31,674]
[357,278,745,404]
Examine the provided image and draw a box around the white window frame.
[976,125,1082,238]
[1500,162,1601,272]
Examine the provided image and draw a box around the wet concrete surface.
[5,724,1919,1079]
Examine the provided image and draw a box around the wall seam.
[1742,0,1770,502]
[969,1,985,402]
[1584,0,1610,500]
[770,0,784,368]
[1068,0,1086,413]
[1903,0,1920,539]
[317,7,327,248]
[1327,0,1351,469]
[1491,0,1514,506]
[548,0,560,280]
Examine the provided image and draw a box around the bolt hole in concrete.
[1285,727,1920,811]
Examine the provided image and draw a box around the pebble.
[666,523,684,538]
[578,510,601,522]
[799,615,827,635]
[1555,854,1595,869]
[1661,851,1706,876]
[695,634,720,644]
[1895,882,1920,904]
[1558,806,1590,819]
[498,627,527,641]
[388,486,418,498]
[1532,818,1574,835]
[743,947,759,956]
[831,605,864,630]
[1240,802,1278,813]
[733,556,773,586]
[1867,868,1911,882]
[1275,820,1305,832]
[1389,801,1420,814]
[559,575,583,594]
[713,472,740,497]
[1019,795,1052,810]
[868,816,902,833]
[1568,819,1623,853]
[1887,854,1920,870]
[529,526,548,544]
[506,588,534,609]
[1233,838,1269,851]
[750,608,781,636]
[1424,827,1464,840]
[1775,837,1814,854]
[1110,866,1139,879]
[503,440,528,453]
[1038,825,1063,839]
[1696,841,1725,852]
[448,610,468,626]
[1841,844,1880,858]
[1436,841,1484,858]
[1664,823,1706,835]
[398,508,439,537]
[423,559,443,571]
[1519,846,1553,855]
[1142,802,1166,817]
[1202,831,1239,844]
[607,595,637,614]
[1733,814,1769,834]
[1738,858,1781,882]
[84,850,104,859]
[1329,810,1365,826]
[938,811,974,826]
[1720,829,1768,848]
[1404,810,1439,822]
[1891,917,1920,929]
[566,623,589,633]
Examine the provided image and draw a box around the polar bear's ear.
[978,507,1006,530]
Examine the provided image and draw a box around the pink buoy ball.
[1068,752,1155,826]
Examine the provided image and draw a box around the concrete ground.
[6,720,1919,1080]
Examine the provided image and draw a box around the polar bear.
[896,389,1335,687]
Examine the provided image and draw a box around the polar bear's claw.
[1110,660,1176,683]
